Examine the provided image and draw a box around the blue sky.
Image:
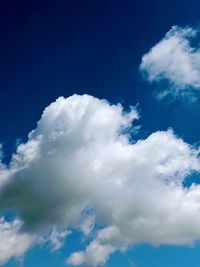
[1,0,200,266]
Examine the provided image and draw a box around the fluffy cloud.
[67,241,115,266]
[0,94,200,265]
[67,226,121,266]
[0,218,34,265]
[140,25,200,100]
[67,225,127,266]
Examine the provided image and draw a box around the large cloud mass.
[140,25,200,100]
[0,94,200,265]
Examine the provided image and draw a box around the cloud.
[0,94,200,265]
[47,227,71,252]
[79,212,95,236]
[140,25,200,100]
[67,226,122,266]
[0,217,34,265]
[67,241,115,266]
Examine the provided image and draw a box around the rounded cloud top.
[0,94,199,265]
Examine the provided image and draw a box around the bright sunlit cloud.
[0,94,200,266]
[140,25,200,100]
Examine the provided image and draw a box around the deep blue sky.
[1,1,200,266]
[1,0,200,157]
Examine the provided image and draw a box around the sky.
[0,0,200,266]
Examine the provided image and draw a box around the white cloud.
[0,217,34,265]
[67,227,120,266]
[67,241,115,267]
[67,251,86,266]
[140,25,200,100]
[48,227,71,252]
[0,94,200,265]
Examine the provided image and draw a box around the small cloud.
[140,25,200,101]
[0,217,35,265]
[48,227,71,252]
[66,242,115,266]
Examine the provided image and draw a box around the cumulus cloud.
[67,241,115,266]
[67,226,122,266]
[140,25,200,100]
[0,218,34,265]
[0,94,200,265]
